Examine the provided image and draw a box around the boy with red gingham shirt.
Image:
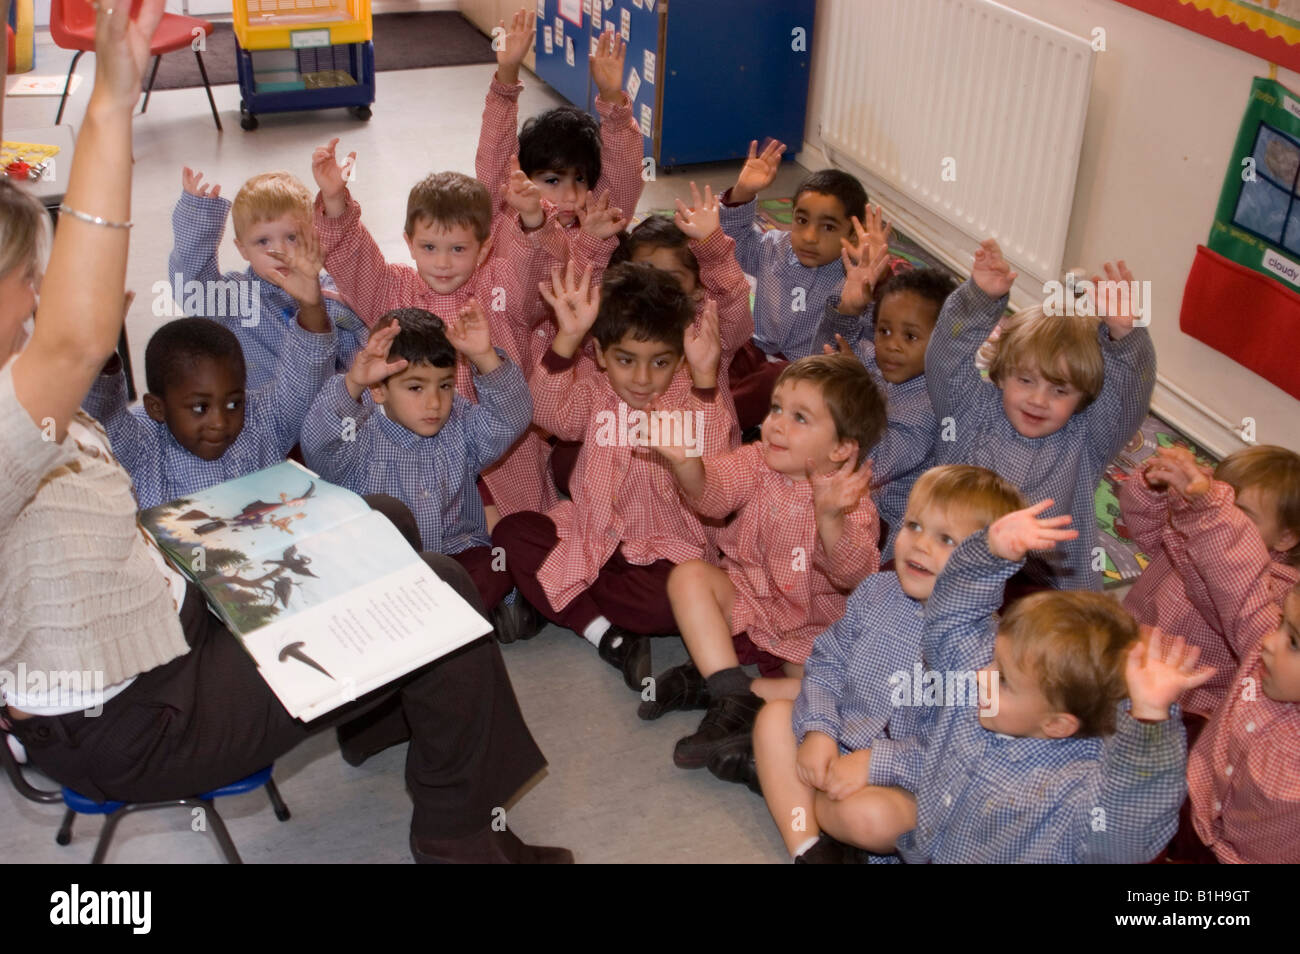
[1147,449,1300,863]
[492,261,736,687]
[1120,444,1300,718]
[310,139,562,516]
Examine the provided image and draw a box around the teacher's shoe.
[411,828,574,864]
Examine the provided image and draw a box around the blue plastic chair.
[55,766,291,864]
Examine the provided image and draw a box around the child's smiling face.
[760,378,855,478]
[404,218,489,295]
[595,332,684,410]
[790,190,855,268]
[998,359,1085,439]
[892,502,984,601]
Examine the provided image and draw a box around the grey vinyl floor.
[3,30,812,864]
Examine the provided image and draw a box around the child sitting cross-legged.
[1120,443,1300,719]
[836,502,1212,863]
[724,465,1024,864]
[300,302,530,620]
[311,138,561,519]
[168,167,367,391]
[644,353,886,770]
[490,261,735,676]
[83,234,339,509]
[927,238,1157,590]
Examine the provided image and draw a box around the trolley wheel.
[239,101,258,131]
[351,105,372,121]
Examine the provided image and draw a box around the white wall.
[804,0,1300,455]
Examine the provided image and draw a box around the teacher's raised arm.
[8,0,165,440]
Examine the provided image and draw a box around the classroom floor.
[3,29,817,864]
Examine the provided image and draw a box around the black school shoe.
[707,734,761,794]
[491,596,543,644]
[673,691,764,769]
[637,661,711,720]
[597,626,652,691]
[794,833,851,864]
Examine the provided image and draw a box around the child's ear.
[1041,711,1081,740]
[233,237,252,263]
[142,393,167,423]
[593,347,608,371]
[1277,525,1300,554]
[402,231,415,259]
[369,382,388,406]
[830,437,859,466]
[475,234,494,269]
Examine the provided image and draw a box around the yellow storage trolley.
[233,0,375,130]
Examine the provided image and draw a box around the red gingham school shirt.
[313,189,560,515]
[1121,475,1298,716]
[1174,482,1300,863]
[530,349,737,612]
[690,443,881,665]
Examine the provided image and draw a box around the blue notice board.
[533,0,591,113]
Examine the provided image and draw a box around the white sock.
[792,835,820,859]
[583,616,612,648]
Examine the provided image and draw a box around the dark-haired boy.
[491,261,735,684]
[82,243,337,510]
[815,262,959,557]
[311,140,561,517]
[479,12,642,236]
[719,140,874,429]
[300,302,531,613]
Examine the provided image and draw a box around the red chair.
[50,0,221,130]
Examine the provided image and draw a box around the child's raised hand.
[311,138,356,202]
[971,238,1017,298]
[494,7,535,83]
[824,749,872,802]
[262,224,325,306]
[575,190,627,240]
[346,318,409,395]
[1126,626,1215,722]
[732,138,786,204]
[447,298,496,361]
[863,203,893,260]
[808,455,872,522]
[182,166,221,199]
[590,28,627,104]
[539,261,598,348]
[795,731,839,792]
[503,156,544,228]
[987,500,1078,562]
[1144,446,1212,501]
[822,333,856,357]
[1092,260,1140,341]
[839,224,892,314]
[683,298,722,388]
[673,181,720,241]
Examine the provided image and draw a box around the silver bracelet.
[58,204,133,230]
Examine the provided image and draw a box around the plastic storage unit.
[532,0,815,171]
[233,0,376,130]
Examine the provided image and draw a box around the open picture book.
[139,460,492,721]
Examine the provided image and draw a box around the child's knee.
[667,559,712,600]
[754,698,793,744]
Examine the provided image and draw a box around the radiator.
[817,0,1094,284]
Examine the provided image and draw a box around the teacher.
[0,0,568,864]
